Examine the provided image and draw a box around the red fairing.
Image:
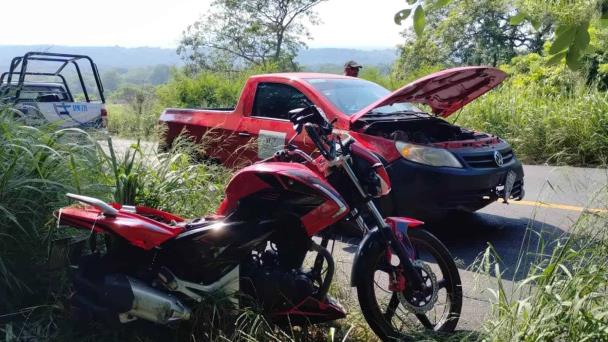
[350,143,391,196]
[386,216,425,230]
[57,205,184,250]
[217,162,348,236]
[217,169,272,215]
[300,195,346,236]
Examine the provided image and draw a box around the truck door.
[239,82,316,161]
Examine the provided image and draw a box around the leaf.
[509,12,526,26]
[407,0,417,5]
[546,51,567,66]
[435,0,452,8]
[413,5,426,36]
[549,25,577,55]
[566,46,583,70]
[556,22,591,70]
[601,19,608,27]
[394,9,412,25]
[571,23,591,53]
[530,19,541,30]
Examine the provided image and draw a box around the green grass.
[105,135,230,216]
[473,186,608,341]
[106,103,162,140]
[0,112,232,340]
[0,108,105,311]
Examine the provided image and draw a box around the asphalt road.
[331,164,607,332]
[106,138,607,332]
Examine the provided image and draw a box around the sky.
[0,0,406,49]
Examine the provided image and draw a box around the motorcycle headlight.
[395,141,463,168]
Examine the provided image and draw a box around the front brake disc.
[398,260,439,314]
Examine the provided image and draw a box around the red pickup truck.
[159,66,524,220]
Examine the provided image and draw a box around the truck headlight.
[395,141,463,168]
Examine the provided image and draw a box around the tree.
[178,0,325,72]
[396,0,608,70]
[148,65,171,85]
[394,0,552,79]
[101,69,122,92]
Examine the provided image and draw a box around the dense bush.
[105,137,229,217]
[156,70,244,109]
[157,65,280,109]
[458,70,608,166]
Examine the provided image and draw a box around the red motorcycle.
[56,106,462,340]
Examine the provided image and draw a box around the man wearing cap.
[344,60,362,77]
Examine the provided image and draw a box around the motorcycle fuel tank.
[217,162,349,236]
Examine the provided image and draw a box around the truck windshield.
[305,78,421,115]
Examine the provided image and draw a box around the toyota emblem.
[494,151,504,166]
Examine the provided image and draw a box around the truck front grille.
[461,148,514,168]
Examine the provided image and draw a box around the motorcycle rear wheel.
[356,229,462,341]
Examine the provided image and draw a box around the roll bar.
[0,52,105,104]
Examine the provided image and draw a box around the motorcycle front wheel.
[356,228,462,341]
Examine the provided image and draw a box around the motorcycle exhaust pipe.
[74,273,191,325]
[115,275,192,324]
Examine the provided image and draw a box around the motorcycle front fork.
[364,200,426,292]
[337,157,426,292]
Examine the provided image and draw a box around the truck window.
[8,85,70,102]
[252,82,312,120]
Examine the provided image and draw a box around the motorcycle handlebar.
[266,147,314,164]
[288,149,314,163]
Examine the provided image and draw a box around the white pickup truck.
[0,52,107,128]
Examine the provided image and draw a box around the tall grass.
[104,135,230,216]
[0,112,231,339]
[475,186,608,341]
[106,103,162,140]
[0,108,105,311]
[457,79,608,166]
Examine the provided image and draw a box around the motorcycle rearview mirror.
[288,105,331,134]
[288,107,307,134]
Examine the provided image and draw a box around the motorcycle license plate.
[503,170,517,202]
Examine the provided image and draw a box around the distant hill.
[0,45,182,71]
[296,48,398,69]
[0,45,397,71]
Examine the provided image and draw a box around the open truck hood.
[350,66,507,123]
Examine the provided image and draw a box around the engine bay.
[361,117,489,144]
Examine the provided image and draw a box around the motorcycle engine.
[240,248,315,312]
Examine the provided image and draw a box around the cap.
[344,60,363,69]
